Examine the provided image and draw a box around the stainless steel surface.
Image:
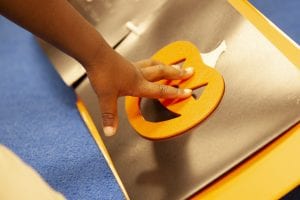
[76,0,300,199]
[39,0,168,85]
[68,0,167,46]
[116,0,241,60]
[39,40,86,86]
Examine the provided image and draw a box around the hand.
[86,51,194,137]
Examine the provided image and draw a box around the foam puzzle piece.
[125,41,224,140]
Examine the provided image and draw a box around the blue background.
[250,0,300,45]
[0,16,123,200]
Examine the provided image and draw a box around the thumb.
[99,95,118,137]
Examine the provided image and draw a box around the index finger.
[134,58,164,68]
[137,80,192,99]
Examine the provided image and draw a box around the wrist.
[82,42,130,73]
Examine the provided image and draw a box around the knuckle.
[147,59,155,66]
[157,64,165,74]
[102,112,115,126]
[128,88,139,97]
[159,84,168,97]
[130,79,144,96]
[122,71,143,96]
[177,88,183,96]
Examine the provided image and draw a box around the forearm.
[0,0,111,67]
[0,1,193,136]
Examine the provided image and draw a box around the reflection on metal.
[39,0,168,85]
[201,41,226,67]
[76,0,300,199]
[68,0,167,46]
[126,21,142,36]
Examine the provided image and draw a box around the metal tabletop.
[76,0,300,199]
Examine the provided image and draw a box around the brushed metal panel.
[76,0,300,199]
[39,0,168,85]
[68,0,168,46]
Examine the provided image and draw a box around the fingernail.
[183,89,192,95]
[171,64,181,70]
[103,126,116,137]
[185,67,194,75]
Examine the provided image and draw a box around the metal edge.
[191,123,300,199]
[74,1,300,199]
[76,99,130,200]
[228,0,300,67]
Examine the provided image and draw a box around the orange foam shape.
[125,41,225,140]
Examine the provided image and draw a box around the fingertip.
[185,67,194,75]
[175,88,192,99]
[182,67,194,79]
[103,126,116,137]
[183,88,192,95]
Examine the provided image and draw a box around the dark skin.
[0,0,194,136]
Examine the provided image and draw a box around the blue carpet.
[250,0,300,45]
[0,16,123,200]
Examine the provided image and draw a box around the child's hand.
[0,0,195,137]
[86,52,194,137]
